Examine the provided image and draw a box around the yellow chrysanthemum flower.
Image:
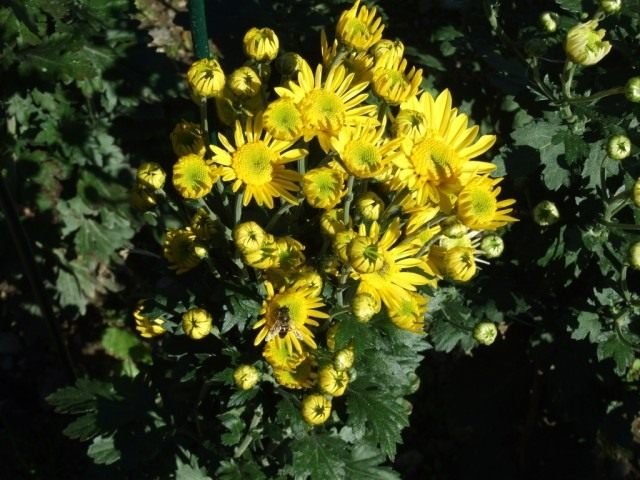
[253,282,329,355]
[331,121,400,179]
[272,236,306,272]
[321,30,375,86]
[137,162,166,191]
[371,39,405,65]
[442,246,477,282]
[301,393,332,425]
[182,308,213,339]
[242,234,278,270]
[190,208,216,241]
[234,221,267,253]
[233,365,261,390]
[263,98,304,141]
[263,336,307,369]
[394,100,428,141]
[333,229,357,263]
[243,27,280,62]
[211,114,307,208]
[355,191,385,222]
[351,290,380,323]
[318,365,349,397]
[456,176,517,231]
[275,62,377,152]
[273,355,317,389]
[187,58,226,98]
[173,154,219,199]
[336,0,385,52]
[170,121,204,157]
[392,89,497,206]
[228,66,262,97]
[163,228,207,274]
[133,303,166,338]
[290,268,324,297]
[320,208,347,237]
[334,347,355,371]
[302,167,347,209]
[387,292,428,334]
[372,57,422,105]
[565,20,612,66]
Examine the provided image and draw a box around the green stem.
[265,202,296,231]
[343,176,355,226]
[0,175,76,382]
[600,220,640,231]
[234,192,243,225]
[188,0,209,60]
[560,61,577,121]
[564,86,625,105]
[199,97,212,157]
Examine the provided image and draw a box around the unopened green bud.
[480,235,505,259]
[625,77,640,103]
[533,200,560,226]
[600,0,622,14]
[607,134,632,161]
[629,242,640,270]
[632,179,640,208]
[442,218,467,238]
[473,322,498,346]
[539,12,559,33]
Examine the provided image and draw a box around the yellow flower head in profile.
[336,0,385,52]
[182,308,213,339]
[565,20,612,66]
[301,393,332,426]
[388,292,428,334]
[291,268,324,297]
[228,66,262,98]
[320,208,347,237]
[302,167,347,209]
[443,246,477,282]
[253,281,329,355]
[456,175,517,231]
[243,27,280,62]
[137,162,166,191]
[263,336,307,369]
[331,120,401,179]
[273,355,317,389]
[190,208,216,241]
[371,39,405,65]
[394,98,429,141]
[133,303,166,338]
[272,236,306,272]
[352,290,380,323]
[356,191,385,222]
[187,58,226,98]
[233,364,261,390]
[318,364,349,397]
[275,62,377,152]
[211,114,307,208]
[372,57,422,106]
[263,98,304,141]
[170,121,204,157]
[163,228,207,274]
[321,30,375,86]
[173,154,219,199]
[392,89,497,206]
[234,221,268,253]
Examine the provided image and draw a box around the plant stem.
[234,192,243,225]
[565,86,625,105]
[188,0,209,60]
[343,176,355,225]
[600,220,640,231]
[265,202,296,231]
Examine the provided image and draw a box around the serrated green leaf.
[46,378,114,414]
[87,435,120,465]
[290,434,347,480]
[218,408,246,447]
[216,459,266,480]
[571,311,603,343]
[176,453,212,480]
[63,412,100,440]
[597,332,634,375]
[345,444,400,480]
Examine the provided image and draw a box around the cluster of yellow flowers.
[133,0,516,426]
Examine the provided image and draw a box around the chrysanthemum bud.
[233,364,261,390]
[170,121,204,157]
[629,242,640,270]
[348,236,384,273]
[632,179,640,208]
[137,162,166,190]
[473,322,498,346]
[333,347,355,371]
[607,134,632,160]
[301,394,332,426]
[371,39,404,64]
[133,302,166,338]
[533,200,560,226]
[625,77,640,103]
[228,66,262,97]
[233,221,267,253]
[600,0,622,14]
[173,154,218,199]
[480,235,505,259]
[243,27,279,62]
[355,192,384,222]
[182,308,213,339]
[187,58,226,98]
[318,365,349,397]
[190,208,216,241]
[352,292,380,323]
[539,12,559,33]
[443,247,476,282]
[442,218,468,238]
[130,185,157,211]
[336,0,385,52]
[565,20,612,66]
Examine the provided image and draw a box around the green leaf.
[290,434,347,480]
[176,453,212,480]
[218,408,246,447]
[47,378,114,414]
[597,332,634,375]
[216,459,266,480]
[344,444,400,480]
[346,380,409,458]
[87,435,120,465]
[555,0,583,13]
[63,412,100,440]
[571,311,603,343]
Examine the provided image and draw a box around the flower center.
[343,18,371,40]
[343,140,382,176]
[468,187,497,220]
[301,89,346,131]
[233,142,275,185]
[411,137,459,182]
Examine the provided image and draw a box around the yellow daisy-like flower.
[263,98,304,141]
[233,364,261,390]
[163,228,206,274]
[173,154,219,199]
[243,234,279,270]
[253,282,329,355]
[263,337,307,369]
[187,58,226,98]
[331,121,401,179]
[372,57,422,106]
[133,303,166,338]
[392,89,497,206]
[272,236,306,272]
[137,162,166,191]
[565,20,612,66]
[182,308,213,339]
[301,393,332,426]
[321,30,375,86]
[336,0,385,52]
[243,27,280,62]
[170,121,204,157]
[456,176,517,231]
[228,66,262,98]
[211,114,307,208]
[388,292,428,334]
[442,246,477,282]
[302,167,348,209]
[273,355,317,389]
[318,364,349,397]
[275,62,377,152]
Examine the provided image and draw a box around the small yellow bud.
[137,162,166,190]
[243,27,279,62]
[355,192,384,222]
[170,121,204,157]
[187,58,226,98]
[182,308,213,339]
[539,12,559,33]
[351,292,379,323]
[607,134,632,161]
[318,365,349,397]
[233,221,267,253]
[333,348,355,371]
[533,200,560,226]
[228,66,262,97]
[441,218,468,238]
[480,235,504,259]
[473,322,498,346]
[301,394,332,426]
[629,242,640,270]
[233,364,261,390]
